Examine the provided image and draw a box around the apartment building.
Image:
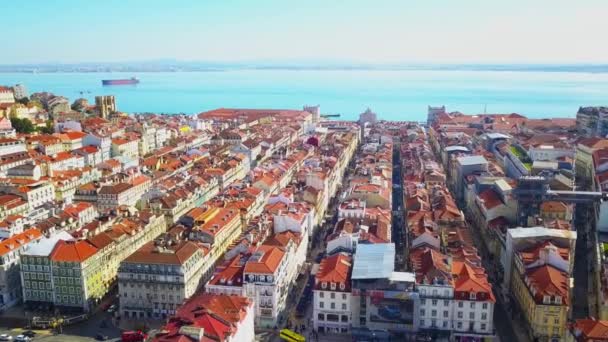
[118,239,212,319]
[313,252,353,333]
[0,228,42,310]
[151,293,254,342]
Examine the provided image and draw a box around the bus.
[279,329,305,342]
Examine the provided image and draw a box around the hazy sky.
[2,0,607,64]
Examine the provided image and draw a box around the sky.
[1,0,607,64]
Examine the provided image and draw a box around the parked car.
[14,336,29,342]
[22,331,35,338]
[107,304,117,313]
[0,334,12,341]
[95,333,109,341]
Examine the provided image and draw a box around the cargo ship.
[101,77,139,86]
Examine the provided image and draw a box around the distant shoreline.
[1,64,608,74]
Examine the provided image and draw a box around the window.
[330,303,335,309]
[431,319,437,327]
[443,300,449,306]
[554,318,559,324]
[482,313,487,320]
[469,312,475,319]
[443,321,448,328]
[432,299,438,306]
[482,303,488,309]
[330,292,335,299]
[320,292,324,298]
[342,303,347,310]
[481,323,487,330]
[470,302,475,309]
[457,311,463,318]
[458,302,463,308]
[320,302,324,309]
[420,309,426,316]
[421,298,426,305]
[470,292,476,300]
[431,310,437,317]
[420,319,425,327]
[443,311,448,318]
[341,315,348,322]
[432,289,438,296]
[342,293,347,300]
[457,322,462,329]
[318,313,324,321]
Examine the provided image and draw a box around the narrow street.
[271,147,359,342]
[429,136,530,342]
[572,203,591,319]
[392,142,406,270]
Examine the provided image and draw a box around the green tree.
[38,120,55,134]
[10,117,36,134]
[16,97,30,105]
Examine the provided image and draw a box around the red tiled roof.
[525,264,570,305]
[244,245,285,274]
[315,253,352,290]
[50,239,98,262]
[157,293,251,342]
[452,260,495,302]
[477,188,503,210]
[570,318,608,341]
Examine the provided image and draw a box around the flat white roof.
[389,272,416,283]
[457,155,488,166]
[486,132,511,140]
[495,179,512,192]
[508,227,577,240]
[352,243,395,280]
[24,231,73,257]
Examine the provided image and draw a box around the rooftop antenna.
[483,104,487,115]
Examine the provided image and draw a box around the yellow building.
[87,213,168,295]
[49,240,104,312]
[510,242,571,341]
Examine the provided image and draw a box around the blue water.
[1,70,607,121]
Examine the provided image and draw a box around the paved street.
[0,305,121,342]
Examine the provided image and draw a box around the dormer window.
[340,283,345,290]
[554,296,562,304]
[469,292,476,300]
[543,295,551,304]
[322,282,327,289]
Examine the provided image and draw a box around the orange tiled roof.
[315,253,352,289]
[0,228,42,257]
[50,239,98,262]
[525,264,570,305]
[244,245,285,274]
[570,318,608,340]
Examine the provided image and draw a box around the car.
[14,336,29,342]
[95,333,109,341]
[0,334,12,341]
[107,304,117,313]
[21,332,35,338]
